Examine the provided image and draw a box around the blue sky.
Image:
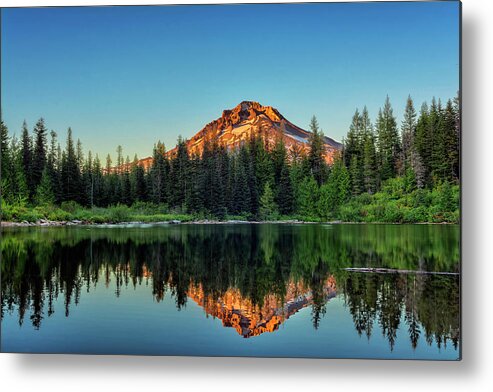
[1,2,460,160]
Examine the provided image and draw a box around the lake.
[0,223,460,359]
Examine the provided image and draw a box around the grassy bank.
[0,201,195,224]
[1,183,459,225]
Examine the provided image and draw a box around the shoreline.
[1,219,457,228]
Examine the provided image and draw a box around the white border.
[1,1,492,391]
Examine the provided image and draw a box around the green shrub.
[17,210,43,222]
[402,206,428,223]
[108,204,131,222]
[60,201,82,214]
[88,215,107,224]
[46,209,72,221]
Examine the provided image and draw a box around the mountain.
[188,276,337,338]
[121,101,342,172]
[168,101,342,163]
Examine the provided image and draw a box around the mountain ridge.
[118,101,342,171]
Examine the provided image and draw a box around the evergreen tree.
[401,95,417,169]
[344,109,362,167]
[131,156,147,203]
[363,133,378,194]
[360,106,373,138]
[259,182,278,220]
[376,96,400,181]
[0,121,11,202]
[452,93,460,181]
[7,136,29,204]
[308,115,327,185]
[35,167,55,206]
[0,121,9,183]
[414,102,431,186]
[20,121,34,197]
[60,128,81,203]
[298,175,319,218]
[92,154,104,207]
[443,99,459,182]
[252,135,274,197]
[47,131,62,203]
[231,146,251,214]
[350,155,363,196]
[430,98,445,183]
[186,152,204,213]
[81,151,93,207]
[272,125,293,214]
[32,118,48,191]
[170,137,190,209]
[149,142,169,205]
[277,164,294,215]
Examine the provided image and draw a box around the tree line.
[0,93,459,221]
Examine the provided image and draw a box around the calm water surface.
[0,223,460,359]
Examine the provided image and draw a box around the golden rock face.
[120,101,342,172]
[187,276,337,338]
[171,101,342,164]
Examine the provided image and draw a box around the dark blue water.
[0,224,460,359]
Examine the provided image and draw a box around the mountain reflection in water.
[1,224,460,355]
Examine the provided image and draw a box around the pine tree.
[81,151,93,207]
[121,156,132,206]
[350,155,363,196]
[297,175,319,218]
[131,156,147,203]
[452,93,460,181]
[231,146,251,214]
[430,98,445,183]
[363,133,377,194]
[32,118,48,191]
[92,154,104,207]
[272,125,293,215]
[414,102,431,186]
[35,167,55,206]
[0,121,11,203]
[20,121,34,197]
[116,145,123,173]
[344,109,362,167]
[47,131,62,203]
[0,121,9,181]
[401,95,417,169]
[8,136,29,204]
[170,137,190,209]
[376,96,400,181]
[149,142,169,205]
[308,115,327,185]
[259,182,278,220]
[186,152,204,213]
[277,164,294,215]
[60,128,81,203]
[444,99,459,182]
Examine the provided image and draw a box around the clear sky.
[1,1,460,160]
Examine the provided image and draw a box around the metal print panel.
[0,1,461,360]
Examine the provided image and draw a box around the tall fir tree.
[414,102,431,186]
[376,96,400,182]
[32,118,48,191]
[363,132,378,194]
[60,128,81,203]
[35,167,55,206]
[259,182,278,220]
[308,115,327,185]
[401,95,417,170]
[0,121,11,202]
[20,120,34,197]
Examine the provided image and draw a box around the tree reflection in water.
[1,224,459,350]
